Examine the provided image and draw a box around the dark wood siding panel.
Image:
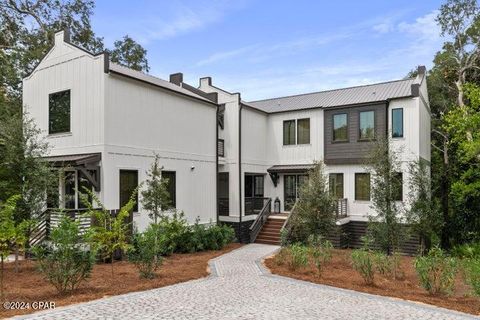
[324,103,387,164]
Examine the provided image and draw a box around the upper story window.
[297,118,310,144]
[392,108,404,138]
[49,90,71,134]
[333,113,348,142]
[359,110,375,140]
[283,120,296,145]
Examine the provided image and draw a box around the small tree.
[141,155,172,224]
[129,224,163,279]
[12,219,33,273]
[366,138,404,254]
[286,161,336,244]
[0,195,19,299]
[84,190,134,279]
[406,160,442,254]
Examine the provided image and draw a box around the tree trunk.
[440,141,450,249]
[1,257,4,301]
[111,253,114,280]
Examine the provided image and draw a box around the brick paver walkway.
[14,244,477,319]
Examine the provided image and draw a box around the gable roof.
[248,77,420,113]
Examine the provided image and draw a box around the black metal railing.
[218,139,225,157]
[334,198,348,219]
[249,198,272,243]
[245,197,270,216]
[218,197,229,216]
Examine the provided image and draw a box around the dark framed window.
[64,171,76,209]
[119,170,138,212]
[77,170,94,209]
[355,173,371,201]
[392,108,404,138]
[297,118,310,144]
[163,171,176,208]
[49,90,71,134]
[283,120,296,145]
[394,172,403,201]
[329,173,344,199]
[333,113,348,142]
[284,174,308,211]
[359,111,375,140]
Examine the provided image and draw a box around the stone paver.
[13,244,478,320]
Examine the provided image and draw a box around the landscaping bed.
[264,248,480,316]
[0,243,241,318]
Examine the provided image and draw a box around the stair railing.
[280,200,298,242]
[249,198,272,243]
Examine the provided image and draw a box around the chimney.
[54,29,70,45]
[169,73,183,86]
[417,65,426,76]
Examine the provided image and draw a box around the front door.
[284,174,308,211]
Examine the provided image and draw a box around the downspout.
[216,105,219,225]
[238,102,243,242]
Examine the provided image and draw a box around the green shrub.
[463,258,480,296]
[308,236,333,276]
[34,214,95,293]
[273,247,291,266]
[414,247,457,295]
[129,224,163,279]
[288,244,309,270]
[373,251,392,275]
[202,223,235,250]
[351,249,375,285]
[452,242,480,259]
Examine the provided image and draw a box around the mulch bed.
[264,248,480,316]
[0,243,242,318]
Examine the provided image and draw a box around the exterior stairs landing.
[254,215,286,245]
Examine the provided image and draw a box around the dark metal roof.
[44,153,101,166]
[267,164,315,173]
[248,77,418,113]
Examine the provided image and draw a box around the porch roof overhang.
[267,164,315,174]
[43,153,101,167]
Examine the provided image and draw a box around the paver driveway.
[15,244,477,320]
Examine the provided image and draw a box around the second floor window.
[297,118,310,144]
[359,111,375,140]
[333,113,348,142]
[49,90,71,134]
[283,120,296,145]
[392,108,404,138]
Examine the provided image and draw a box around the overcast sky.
[92,0,444,101]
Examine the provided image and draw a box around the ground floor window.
[48,169,94,209]
[394,172,403,201]
[355,173,371,201]
[163,171,176,208]
[284,174,308,211]
[120,170,138,212]
[329,173,344,199]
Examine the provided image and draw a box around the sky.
[92,0,445,101]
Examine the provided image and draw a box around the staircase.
[254,216,285,245]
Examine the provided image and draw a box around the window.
[359,111,375,140]
[283,120,296,145]
[64,171,76,209]
[77,170,94,209]
[163,171,176,208]
[120,170,138,212]
[333,113,348,142]
[355,173,371,201]
[392,108,404,138]
[284,174,308,211]
[394,172,403,201]
[297,118,310,144]
[49,90,71,134]
[329,173,344,199]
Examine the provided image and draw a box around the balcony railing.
[218,139,225,157]
[218,197,229,216]
[245,197,270,216]
[334,198,348,219]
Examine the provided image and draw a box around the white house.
[23,30,430,249]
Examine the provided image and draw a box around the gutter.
[216,105,219,225]
[238,102,243,242]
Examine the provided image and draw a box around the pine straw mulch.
[1,243,242,318]
[264,248,480,316]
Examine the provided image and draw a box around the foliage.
[406,160,443,253]
[287,243,309,270]
[414,247,458,295]
[0,195,19,299]
[140,155,172,224]
[307,235,333,276]
[128,224,163,279]
[33,213,95,293]
[372,251,403,279]
[285,162,336,244]
[351,249,375,285]
[462,258,480,296]
[451,242,480,259]
[365,138,404,254]
[109,35,149,72]
[273,247,291,266]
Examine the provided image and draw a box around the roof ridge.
[248,77,415,104]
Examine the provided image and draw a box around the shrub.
[351,249,375,285]
[288,244,309,270]
[202,223,235,251]
[308,236,333,276]
[129,224,163,279]
[414,247,457,295]
[34,214,95,293]
[463,258,480,296]
[373,251,392,276]
[452,242,480,259]
[273,247,291,266]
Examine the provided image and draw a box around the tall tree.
[109,35,150,72]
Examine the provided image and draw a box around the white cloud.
[373,22,394,34]
[196,45,259,67]
[397,11,440,40]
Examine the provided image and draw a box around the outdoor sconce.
[274,197,281,214]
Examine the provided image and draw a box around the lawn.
[0,243,241,318]
[264,248,480,316]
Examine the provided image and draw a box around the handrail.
[248,198,272,243]
[281,200,297,234]
[334,198,348,219]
